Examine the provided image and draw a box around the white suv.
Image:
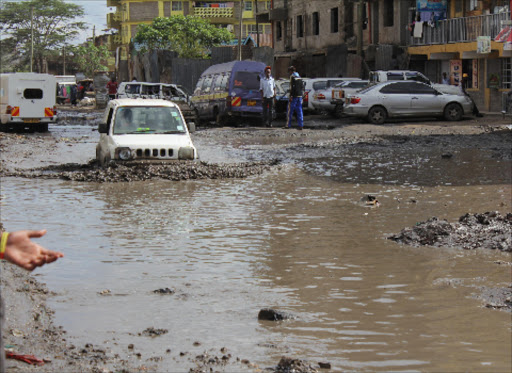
[96,99,198,166]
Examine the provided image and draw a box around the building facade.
[106,0,272,77]
[407,0,511,112]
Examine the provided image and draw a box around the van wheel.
[444,103,463,121]
[368,106,387,125]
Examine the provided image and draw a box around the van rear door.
[16,77,54,121]
[231,70,262,115]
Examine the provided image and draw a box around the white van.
[0,73,57,132]
[96,98,197,166]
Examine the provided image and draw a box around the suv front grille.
[135,148,174,159]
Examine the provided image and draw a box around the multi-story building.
[258,0,414,78]
[407,0,511,112]
[106,0,272,77]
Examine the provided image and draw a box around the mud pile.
[1,160,280,183]
[389,212,512,251]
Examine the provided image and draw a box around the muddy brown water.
[1,121,511,371]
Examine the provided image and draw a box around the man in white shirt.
[259,66,275,127]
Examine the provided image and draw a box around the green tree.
[134,15,233,59]
[74,42,110,78]
[0,0,86,72]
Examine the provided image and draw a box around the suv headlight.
[115,147,133,161]
[178,146,195,160]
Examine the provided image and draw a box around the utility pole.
[238,0,243,60]
[93,25,96,42]
[357,0,363,57]
[255,0,259,47]
[30,6,34,72]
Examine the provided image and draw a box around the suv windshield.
[113,106,187,134]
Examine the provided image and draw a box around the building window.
[244,1,252,11]
[266,1,271,10]
[171,1,182,11]
[384,0,394,27]
[312,12,319,35]
[276,21,282,40]
[502,58,512,89]
[247,24,263,33]
[296,15,304,37]
[330,8,338,33]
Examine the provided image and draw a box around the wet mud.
[389,212,512,251]
[389,212,512,311]
[0,159,280,183]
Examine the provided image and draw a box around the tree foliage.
[134,15,233,58]
[0,0,86,72]
[74,42,110,78]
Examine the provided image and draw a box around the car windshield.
[113,106,187,134]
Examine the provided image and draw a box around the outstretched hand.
[3,230,64,271]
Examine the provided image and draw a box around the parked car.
[96,98,197,166]
[116,82,195,124]
[330,80,370,117]
[304,78,348,113]
[191,60,266,125]
[370,70,463,96]
[343,81,473,124]
[312,79,368,116]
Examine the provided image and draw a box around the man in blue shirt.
[287,66,304,130]
[259,66,275,127]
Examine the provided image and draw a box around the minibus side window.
[202,75,213,93]
[194,77,204,95]
[213,74,224,92]
[221,74,230,91]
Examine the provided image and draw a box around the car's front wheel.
[368,106,387,125]
[444,103,463,121]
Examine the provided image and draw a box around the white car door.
[378,82,413,115]
[409,82,442,114]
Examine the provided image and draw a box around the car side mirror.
[98,122,109,133]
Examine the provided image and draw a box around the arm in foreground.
[3,230,64,271]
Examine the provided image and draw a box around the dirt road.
[1,112,511,372]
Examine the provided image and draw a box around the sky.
[65,0,112,44]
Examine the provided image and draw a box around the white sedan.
[343,81,474,124]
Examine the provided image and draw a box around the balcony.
[106,0,121,7]
[409,11,511,46]
[107,13,121,29]
[192,5,234,19]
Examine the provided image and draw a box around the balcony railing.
[409,11,510,46]
[193,5,234,18]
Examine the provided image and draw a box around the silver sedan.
[343,81,474,124]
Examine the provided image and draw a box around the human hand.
[3,230,64,271]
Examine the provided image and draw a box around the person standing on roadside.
[441,72,450,84]
[0,228,64,372]
[460,73,483,117]
[106,77,118,100]
[259,66,275,127]
[287,66,304,130]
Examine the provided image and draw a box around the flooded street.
[1,116,511,372]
